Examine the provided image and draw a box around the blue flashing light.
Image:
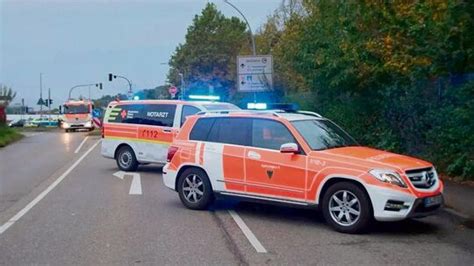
[247,103,267,110]
[133,96,140,100]
[188,95,220,101]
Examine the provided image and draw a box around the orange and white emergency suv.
[61,99,94,132]
[101,100,239,171]
[163,110,444,233]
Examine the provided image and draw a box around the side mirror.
[280,143,299,154]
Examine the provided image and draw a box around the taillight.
[167,146,179,162]
[101,126,105,138]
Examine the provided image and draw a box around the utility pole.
[21,98,24,120]
[40,73,43,117]
[48,88,51,120]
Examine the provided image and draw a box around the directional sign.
[113,171,142,195]
[237,55,273,92]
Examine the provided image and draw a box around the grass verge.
[0,126,24,147]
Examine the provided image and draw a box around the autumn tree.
[168,3,247,100]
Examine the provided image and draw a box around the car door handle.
[163,129,172,133]
[247,151,261,160]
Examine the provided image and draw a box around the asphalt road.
[0,132,473,265]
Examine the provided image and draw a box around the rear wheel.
[177,168,213,210]
[116,146,139,171]
[322,182,372,234]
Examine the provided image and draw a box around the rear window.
[189,117,251,146]
[107,104,176,127]
[189,118,215,141]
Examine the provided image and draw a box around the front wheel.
[116,146,139,171]
[322,182,372,234]
[177,168,213,210]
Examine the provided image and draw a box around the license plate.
[424,195,443,207]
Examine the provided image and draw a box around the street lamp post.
[178,72,185,100]
[224,0,256,56]
[223,0,259,103]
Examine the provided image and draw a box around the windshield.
[291,119,358,150]
[64,105,89,114]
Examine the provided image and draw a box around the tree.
[257,0,473,179]
[0,84,17,107]
[167,3,247,100]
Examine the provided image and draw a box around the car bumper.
[162,163,177,191]
[62,122,93,129]
[365,184,443,222]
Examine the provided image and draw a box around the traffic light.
[108,73,113,81]
[96,83,103,90]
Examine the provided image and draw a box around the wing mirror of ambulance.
[280,143,299,154]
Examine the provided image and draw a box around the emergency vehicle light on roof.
[188,95,220,101]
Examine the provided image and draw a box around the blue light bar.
[247,103,267,110]
[188,95,220,101]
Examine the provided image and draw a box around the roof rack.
[296,110,322,118]
[195,109,322,118]
[196,110,281,117]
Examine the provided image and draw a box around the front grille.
[405,167,437,189]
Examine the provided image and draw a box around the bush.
[0,125,23,147]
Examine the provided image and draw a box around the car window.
[189,118,216,141]
[207,117,251,146]
[107,104,143,124]
[181,105,201,126]
[251,119,296,150]
[141,104,176,127]
[106,104,176,127]
[291,119,358,150]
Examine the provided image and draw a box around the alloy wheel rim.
[182,174,204,203]
[328,190,361,227]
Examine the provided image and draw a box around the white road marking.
[113,171,142,195]
[74,136,89,154]
[228,210,267,253]
[0,140,101,235]
[129,174,142,195]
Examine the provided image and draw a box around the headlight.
[62,122,70,128]
[85,121,92,127]
[369,169,407,188]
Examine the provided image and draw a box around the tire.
[116,146,139,172]
[322,182,372,234]
[177,168,213,210]
[65,129,69,132]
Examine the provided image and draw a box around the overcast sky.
[0,0,281,108]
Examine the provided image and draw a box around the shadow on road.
[213,199,440,236]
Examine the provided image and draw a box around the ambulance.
[101,100,239,171]
[61,99,94,132]
[163,110,444,233]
